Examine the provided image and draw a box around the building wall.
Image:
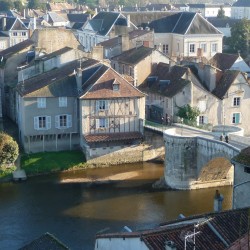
[9,29,29,47]
[232,160,250,209]
[232,7,250,19]
[223,74,250,136]
[95,237,148,250]
[19,96,79,152]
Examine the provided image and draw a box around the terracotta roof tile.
[81,65,145,99]
[84,132,143,143]
[209,53,239,71]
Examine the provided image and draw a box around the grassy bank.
[21,150,86,175]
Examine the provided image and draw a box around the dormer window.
[113,80,120,91]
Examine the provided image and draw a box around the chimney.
[76,68,83,93]
[91,45,104,61]
[120,34,129,52]
[127,14,130,28]
[1,17,6,31]
[165,241,176,250]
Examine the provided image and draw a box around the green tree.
[217,6,225,18]
[14,0,24,12]
[0,0,14,11]
[0,133,19,166]
[230,18,250,58]
[27,0,40,9]
[176,104,200,123]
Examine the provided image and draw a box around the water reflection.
[0,162,232,250]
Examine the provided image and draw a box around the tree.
[176,104,200,124]
[14,0,24,12]
[217,6,225,18]
[27,0,40,9]
[229,18,250,58]
[0,133,19,166]
[0,0,14,11]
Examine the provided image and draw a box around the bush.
[0,132,19,166]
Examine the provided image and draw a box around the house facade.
[111,46,171,87]
[0,16,29,49]
[147,12,223,60]
[79,64,145,160]
[77,12,137,52]
[231,0,250,19]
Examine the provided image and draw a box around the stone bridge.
[163,126,246,190]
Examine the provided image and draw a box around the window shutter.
[67,115,72,128]
[105,118,108,128]
[235,114,240,124]
[34,116,38,130]
[55,115,59,128]
[196,116,200,126]
[96,100,99,112]
[105,100,109,110]
[96,119,99,128]
[46,116,51,129]
[204,116,208,124]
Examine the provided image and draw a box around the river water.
[0,162,232,250]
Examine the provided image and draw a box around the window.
[212,43,218,53]
[113,84,120,91]
[189,44,195,53]
[55,114,72,129]
[244,167,250,174]
[232,113,240,124]
[96,118,108,128]
[96,100,108,111]
[13,32,17,36]
[163,44,168,54]
[59,97,67,107]
[199,116,208,124]
[233,97,240,107]
[21,32,26,36]
[200,43,207,53]
[34,116,51,130]
[37,98,46,108]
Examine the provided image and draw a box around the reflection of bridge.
[145,122,249,190]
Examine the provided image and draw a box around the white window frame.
[233,97,240,107]
[163,44,168,54]
[96,118,108,128]
[200,43,207,53]
[232,113,241,124]
[34,116,51,130]
[96,100,109,111]
[21,32,26,36]
[211,43,218,53]
[59,97,67,107]
[189,44,195,53]
[55,114,72,129]
[37,97,46,108]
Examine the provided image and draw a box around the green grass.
[21,150,86,175]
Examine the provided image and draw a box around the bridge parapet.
[163,129,240,190]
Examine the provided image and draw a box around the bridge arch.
[163,128,240,190]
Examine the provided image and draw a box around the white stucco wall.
[95,237,148,250]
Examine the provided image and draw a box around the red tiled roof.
[84,132,143,143]
[80,65,145,99]
[227,233,250,250]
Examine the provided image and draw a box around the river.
[0,162,232,250]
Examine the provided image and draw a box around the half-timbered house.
[78,64,146,160]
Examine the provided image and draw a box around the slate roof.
[84,132,143,143]
[67,13,89,23]
[98,30,151,48]
[111,46,154,65]
[47,12,67,24]
[0,39,34,59]
[148,12,222,35]
[227,233,250,250]
[207,18,240,28]
[80,64,145,99]
[96,208,250,250]
[19,232,69,250]
[233,0,250,7]
[212,70,240,99]
[209,53,240,71]
[35,46,72,61]
[16,59,99,97]
[143,62,204,98]
[88,12,121,36]
[188,4,205,8]
[0,17,28,31]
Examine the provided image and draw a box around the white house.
[232,0,250,19]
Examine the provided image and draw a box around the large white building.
[231,0,250,19]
